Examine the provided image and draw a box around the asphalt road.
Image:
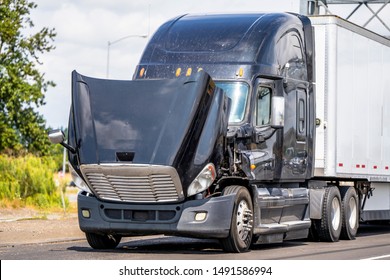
[1,223,390,260]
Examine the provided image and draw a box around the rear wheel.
[85,232,122,249]
[220,186,253,253]
[340,186,359,240]
[314,186,342,242]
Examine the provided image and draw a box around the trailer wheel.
[85,232,122,249]
[220,186,253,253]
[340,186,359,240]
[315,186,342,242]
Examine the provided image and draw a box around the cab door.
[249,78,282,181]
[281,85,309,180]
[250,78,310,182]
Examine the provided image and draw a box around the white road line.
[361,254,390,260]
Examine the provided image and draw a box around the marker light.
[237,67,244,77]
[139,68,145,77]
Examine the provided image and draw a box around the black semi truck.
[50,13,390,252]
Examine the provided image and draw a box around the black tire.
[85,232,122,249]
[220,186,253,253]
[340,186,359,240]
[314,186,342,242]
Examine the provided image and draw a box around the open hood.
[68,71,230,189]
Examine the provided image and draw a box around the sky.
[28,0,390,129]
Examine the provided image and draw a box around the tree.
[0,0,56,156]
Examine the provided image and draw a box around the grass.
[0,169,78,215]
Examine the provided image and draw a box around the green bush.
[0,154,64,209]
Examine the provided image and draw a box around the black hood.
[68,71,230,189]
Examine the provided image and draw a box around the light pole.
[106,34,148,78]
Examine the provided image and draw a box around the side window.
[276,32,307,80]
[256,86,271,126]
[290,34,304,62]
[276,33,304,66]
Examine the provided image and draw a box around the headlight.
[70,166,92,194]
[187,163,216,197]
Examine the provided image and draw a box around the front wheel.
[220,186,253,253]
[85,232,122,249]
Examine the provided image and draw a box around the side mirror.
[48,129,65,144]
[271,96,284,128]
[48,129,76,153]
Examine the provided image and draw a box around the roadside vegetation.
[0,1,72,212]
[0,154,73,210]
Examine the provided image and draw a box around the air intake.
[80,164,184,203]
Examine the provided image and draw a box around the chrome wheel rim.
[348,197,358,229]
[331,197,341,231]
[236,200,252,240]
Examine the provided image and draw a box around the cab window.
[256,86,271,126]
[215,82,249,123]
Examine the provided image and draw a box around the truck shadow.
[68,235,306,255]
[119,237,223,254]
[357,223,390,237]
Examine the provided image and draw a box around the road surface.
[1,222,389,260]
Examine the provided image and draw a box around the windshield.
[215,82,249,123]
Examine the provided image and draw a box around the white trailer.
[311,15,390,221]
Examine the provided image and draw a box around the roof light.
[236,67,244,77]
[139,68,145,78]
[176,68,182,77]
[186,68,192,76]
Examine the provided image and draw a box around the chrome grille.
[81,164,184,203]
